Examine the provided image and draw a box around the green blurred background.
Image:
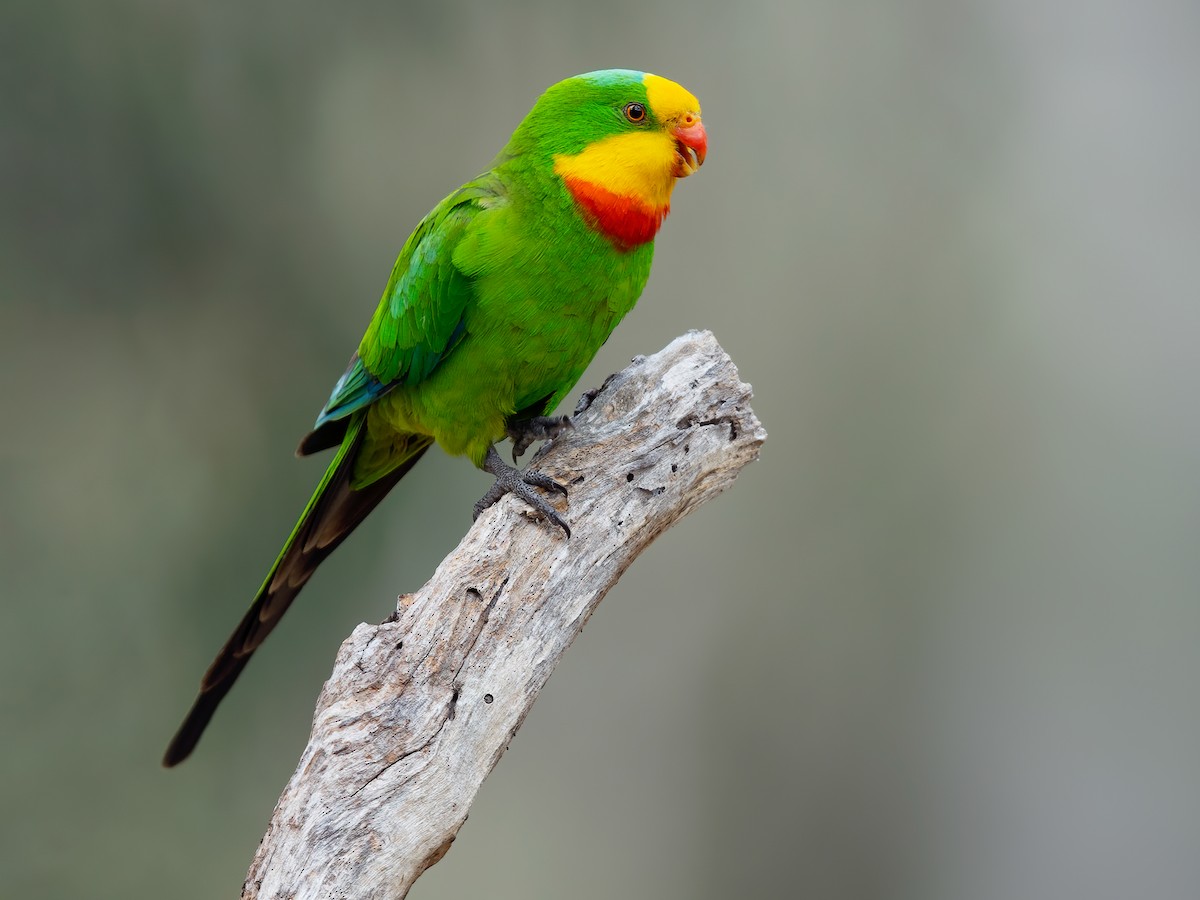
[4,0,1199,897]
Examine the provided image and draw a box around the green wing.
[165,180,508,766]
[313,179,501,428]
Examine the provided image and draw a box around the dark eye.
[623,102,646,124]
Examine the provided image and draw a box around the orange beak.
[671,118,707,177]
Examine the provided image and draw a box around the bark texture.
[244,330,766,899]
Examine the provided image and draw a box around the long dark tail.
[163,417,431,767]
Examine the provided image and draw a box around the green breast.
[455,184,655,412]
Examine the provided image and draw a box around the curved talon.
[476,445,571,536]
[521,469,569,496]
[573,389,601,416]
[508,415,574,461]
[573,372,619,416]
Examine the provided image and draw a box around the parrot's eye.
[623,102,647,124]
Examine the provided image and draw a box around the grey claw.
[508,414,574,460]
[574,372,619,415]
[573,390,599,416]
[522,469,569,497]
[477,445,571,536]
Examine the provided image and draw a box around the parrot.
[163,69,706,767]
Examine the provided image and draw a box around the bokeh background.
[4,0,1199,897]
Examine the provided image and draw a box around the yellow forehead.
[644,73,701,121]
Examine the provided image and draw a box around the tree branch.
[243,330,766,899]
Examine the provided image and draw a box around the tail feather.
[296,418,349,457]
[163,417,432,767]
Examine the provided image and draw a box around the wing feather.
[310,179,502,430]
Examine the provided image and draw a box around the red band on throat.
[561,175,668,250]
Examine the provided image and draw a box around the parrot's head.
[505,70,706,248]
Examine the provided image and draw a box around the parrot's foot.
[475,445,570,537]
[574,372,620,416]
[508,415,574,461]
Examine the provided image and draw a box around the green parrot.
[163,69,707,767]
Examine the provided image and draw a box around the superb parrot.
[163,69,707,766]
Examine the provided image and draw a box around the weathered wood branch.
[243,330,766,899]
